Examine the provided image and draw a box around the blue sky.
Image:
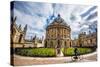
[11,1,97,40]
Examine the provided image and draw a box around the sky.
[11,1,97,40]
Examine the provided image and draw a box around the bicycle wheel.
[71,56,78,61]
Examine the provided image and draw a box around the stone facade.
[72,39,79,47]
[78,32,97,47]
[11,17,27,47]
[72,32,97,47]
[11,16,97,49]
[45,14,97,48]
[45,14,71,48]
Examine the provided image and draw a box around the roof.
[49,14,68,26]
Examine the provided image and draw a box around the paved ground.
[12,51,97,66]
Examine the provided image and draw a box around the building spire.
[13,16,17,22]
[33,35,36,40]
[19,24,22,30]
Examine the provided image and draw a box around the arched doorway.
[56,40,63,56]
[57,40,60,54]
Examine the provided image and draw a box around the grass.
[63,48,93,56]
[15,47,94,57]
[15,48,56,57]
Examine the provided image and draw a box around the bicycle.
[71,54,83,62]
[71,48,83,62]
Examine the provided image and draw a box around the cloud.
[12,1,97,40]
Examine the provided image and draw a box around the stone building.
[11,17,27,47]
[44,14,97,49]
[45,14,71,55]
[72,31,97,47]
[32,35,43,47]
[22,35,43,48]
[78,32,97,47]
[45,14,71,48]
[72,39,79,47]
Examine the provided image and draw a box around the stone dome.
[51,14,68,25]
[46,14,70,31]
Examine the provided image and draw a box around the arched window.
[50,41,53,47]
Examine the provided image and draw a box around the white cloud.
[13,2,96,40]
[14,8,47,38]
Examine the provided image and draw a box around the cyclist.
[74,47,78,59]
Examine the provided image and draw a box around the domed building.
[45,14,71,55]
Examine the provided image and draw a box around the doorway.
[56,40,63,56]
